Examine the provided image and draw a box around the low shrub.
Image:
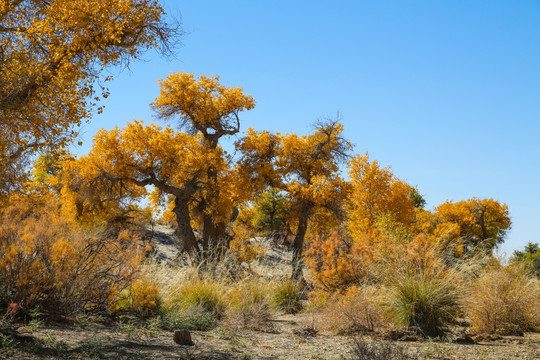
[387,272,460,338]
[465,265,540,334]
[0,193,146,319]
[272,280,302,314]
[224,279,272,330]
[351,338,417,360]
[318,286,385,334]
[162,305,218,331]
[170,278,225,315]
[113,277,160,317]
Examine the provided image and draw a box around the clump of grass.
[157,276,226,331]
[318,286,386,334]
[465,265,540,335]
[162,305,218,331]
[387,272,460,338]
[272,280,302,314]
[223,279,273,330]
[170,278,225,315]
[351,338,417,360]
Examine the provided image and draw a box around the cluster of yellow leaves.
[88,120,226,192]
[346,153,415,239]
[305,231,371,292]
[152,72,255,144]
[433,198,511,249]
[230,221,266,264]
[114,277,160,315]
[1,0,174,196]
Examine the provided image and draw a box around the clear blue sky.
[78,0,540,255]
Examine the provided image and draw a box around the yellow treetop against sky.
[0,0,174,197]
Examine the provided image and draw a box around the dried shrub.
[318,286,386,334]
[305,231,371,293]
[351,338,417,360]
[465,265,540,334]
[0,193,146,318]
[223,278,272,330]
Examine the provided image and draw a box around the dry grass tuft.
[223,278,273,330]
[386,270,461,338]
[272,280,303,314]
[465,265,540,335]
[317,286,386,334]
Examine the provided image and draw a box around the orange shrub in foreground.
[0,192,147,318]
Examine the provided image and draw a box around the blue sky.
[79,0,540,255]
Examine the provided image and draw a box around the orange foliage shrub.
[113,278,160,317]
[0,192,146,318]
[305,231,372,292]
[230,221,266,264]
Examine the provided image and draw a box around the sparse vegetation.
[350,338,417,360]
[317,286,385,334]
[465,264,540,334]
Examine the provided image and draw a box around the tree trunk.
[173,197,199,254]
[201,213,228,257]
[291,213,308,281]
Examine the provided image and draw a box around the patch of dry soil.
[2,314,539,360]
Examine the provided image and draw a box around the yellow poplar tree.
[238,120,353,280]
[80,120,229,254]
[151,72,255,253]
[432,197,511,256]
[346,153,416,240]
[0,0,179,198]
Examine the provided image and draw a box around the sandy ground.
[1,314,539,359]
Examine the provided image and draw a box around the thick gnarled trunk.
[173,197,199,254]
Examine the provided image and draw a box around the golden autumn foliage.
[150,72,255,253]
[81,120,226,253]
[237,120,354,279]
[305,231,371,293]
[0,0,178,197]
[276,121,353,279]
[346,153,416,239]
[152,72,255,147]
[0,190,147,317]
[230,221,266,264]
[431,197,511,255]
[114,277,160,316]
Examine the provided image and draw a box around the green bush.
[272,280,302,314]
[172,279,225,315]
[162,305,218,331]
[387,273,460,338]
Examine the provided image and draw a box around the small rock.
[453,333,476,344]
[174,329,194,346]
